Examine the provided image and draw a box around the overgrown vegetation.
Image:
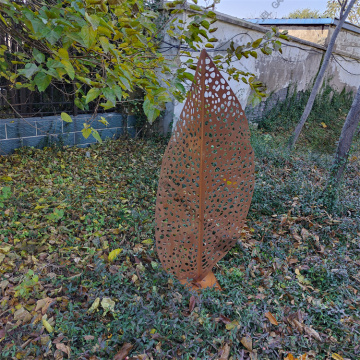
[0,133,359,360]
[253,83,354,153]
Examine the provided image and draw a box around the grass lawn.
[0,133,359,360]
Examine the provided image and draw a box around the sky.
[197,0,329,19]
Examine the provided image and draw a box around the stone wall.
[167,11,360,128]
[0,112,134,155]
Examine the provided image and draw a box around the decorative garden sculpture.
[155,50,255,290]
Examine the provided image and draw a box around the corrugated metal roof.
[245,18,360,34]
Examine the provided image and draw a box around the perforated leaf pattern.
[155,50,255,282]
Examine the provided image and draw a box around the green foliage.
[252,82,354,153]
[0,0,287,137]
[325,0,360,25]
[0,186,11,208]
[46,208,65,222]
[1,137,360,359]
[14,269,39,299]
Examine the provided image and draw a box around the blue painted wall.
[0,113,135,155]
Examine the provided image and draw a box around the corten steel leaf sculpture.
[155,50,255,290]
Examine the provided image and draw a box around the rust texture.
[155,49,255,285]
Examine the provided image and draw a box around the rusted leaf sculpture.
[155,50,255,290]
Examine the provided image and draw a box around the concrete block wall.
[0,112,135,155]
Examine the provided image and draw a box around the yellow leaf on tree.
[321,122,327,128]
[108,248,123,262]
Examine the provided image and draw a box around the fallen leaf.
[0,280,8,292]
[301,228,310,240]
[108,248,122,262]
[0,245,11,253]
[53,334,65,344]
[225,320,239,330]
[35,297,55,314]
[84,335,95,341]
[56,343,71,358]
[42,318,54,333]
[88,298,100,314]
[0,328,6,341]
[298,355,309,360]
[189,295,196,312]
[217,315,232,324]
[14,307,32,324]
[40,335,50,346]
[249,350,258,360]
[284,354,295,360]
[304,325,321,341]
[240,336,252,351]
[332,354,344,360]
[129,354,153,360]
[53,349,64,360]
[141,239,153,245]
[114,343,133,360]
[101,297,115,315]
[265,311,278,325]
[217,343,230,360]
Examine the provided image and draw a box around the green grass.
[250,82,354,153]
[0,134,359,360]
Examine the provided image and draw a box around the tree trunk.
[322,84,360,209]
[288,0,357,150]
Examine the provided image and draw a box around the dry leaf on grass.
[101,297,115,315]
[265,311,278,325]
[284,354,295,360]
[129,354,153,360]
[35,297,55,314]
[14,307,32,324]
[189,295,196,312]
[225,320,239,330]
[240,336,253,351]
[83,335,95,341]
[42,317,54,333]
[87,298,100,314]
[114,343,133,360]
[56,343,71,358]
[0,328,6,341]
[217,343,230,360]
[303,325,322,341]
